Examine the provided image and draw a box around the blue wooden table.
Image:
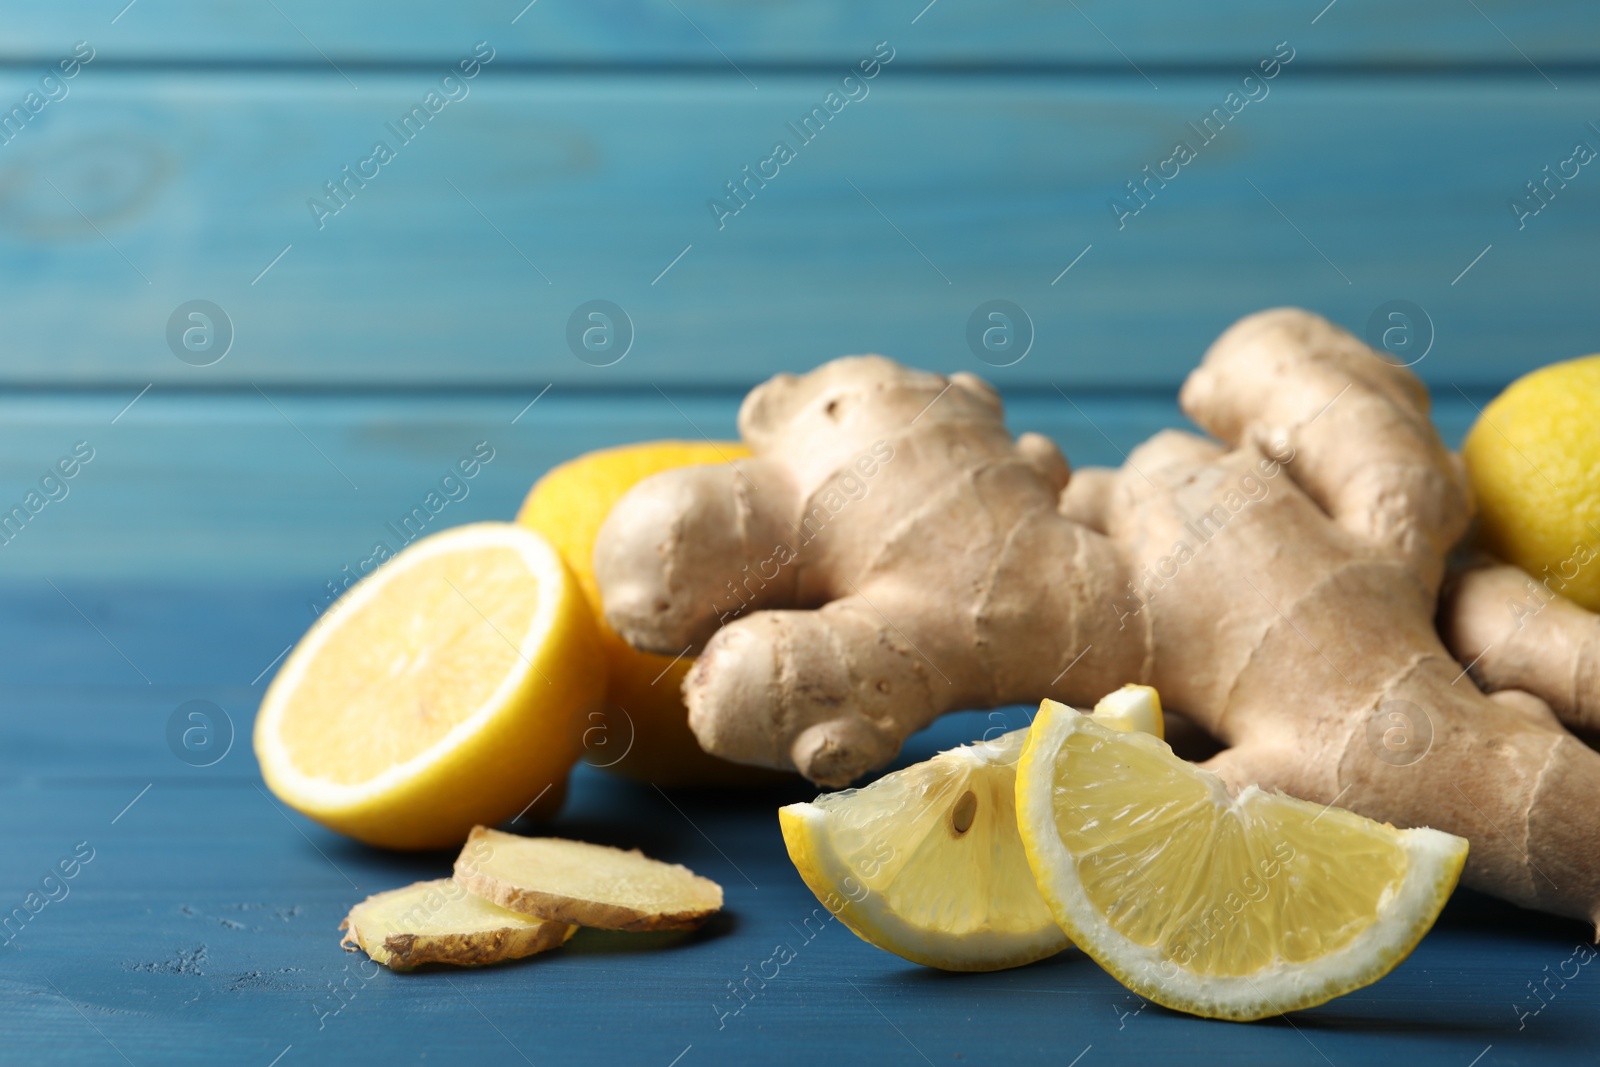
[4,3,1599,1064]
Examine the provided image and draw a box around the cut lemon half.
[777,692,1163,972]
[255,522,604,849]
[1015,701,1468,1021]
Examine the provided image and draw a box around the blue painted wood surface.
[0,580,1596,1066]
[5,1,1600,64]
[0,389,1492,579]
[4,1,1600,1063]
[0,71,1595,387]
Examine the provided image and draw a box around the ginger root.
[453,829,723,931]
[340,878,575,971]
[1441,559,1600,738]
[595,309,1600,926]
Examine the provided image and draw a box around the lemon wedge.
[1091,684,1165,738]
[1015,700,1468,1020]
[780,728,1065,971]
[255,522,603,849]
[776,691,1164,972]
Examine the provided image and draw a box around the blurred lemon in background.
[1463,355,1600,611]
[518,440,788,786]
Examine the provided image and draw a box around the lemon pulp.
[1016,703,1467,1020]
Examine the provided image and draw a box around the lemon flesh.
[778,693,1167,972]
[255,522,603,849]
[1091,684,1165,739]
[1016,702,1468,1021]
[1463,353,1600,611]
[781,728,1068,971]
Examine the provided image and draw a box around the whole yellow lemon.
[518,440,791,786]
[1462,354,1600,611]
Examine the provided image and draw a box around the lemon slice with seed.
[780,729,1064,971]
[1015,700,1468,1021]
[255,522,603,849]
[776,688,1164,972]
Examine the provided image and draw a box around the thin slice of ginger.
[340,877,575,971]
[453,827,724,932]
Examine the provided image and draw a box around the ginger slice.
[453,827,723,931]
[340,878,575,971]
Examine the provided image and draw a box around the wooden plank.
[4,0,1598,65]
[1,682,1595,1065]
[0,71,1593,390]
[0,389,1485,583]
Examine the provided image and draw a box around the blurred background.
[2,2,1596,582]
[2,2,1597,1062]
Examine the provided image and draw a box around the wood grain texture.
[0,71,1594,389]
[3,4,1597,1061]
[0,390,1484,580]
[0,610,1596,1066]
[3,0,1598,65]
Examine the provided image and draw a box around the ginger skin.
[1442,560,1600,737]
[595,361,1140,786]
[595,309,1600,927]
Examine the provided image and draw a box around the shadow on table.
[889,885,1596,1045]
[563,910,738,956]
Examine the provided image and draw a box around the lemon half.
[255,522,603,849]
